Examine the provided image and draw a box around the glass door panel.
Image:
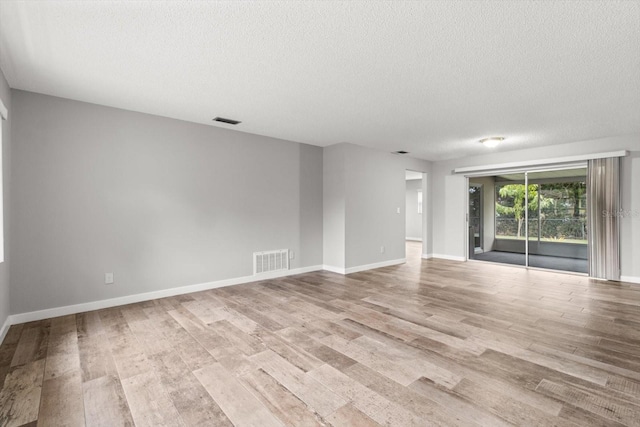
[493,173,527,266]
[526,168,588,273]
[468,184,482,259]
[526,172,542,269]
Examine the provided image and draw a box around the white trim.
[431,253,466,262]
[421,173,429,252]
[525,172,529,266]
[422,253,433,259]
[453,151,628,174]
[344,258,405,274]
[463,162,589,178]
[8,265,323,325]
[322,259,406,275]
[322,265,346,275]
[0,98,7,120]
[405,237,422,242]
[0,316,10,344]
[621,275,640,285]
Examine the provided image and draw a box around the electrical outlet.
[380,246,385,253]
[105,273,114,285]
[289,250,295,260]
[396,207,401,214]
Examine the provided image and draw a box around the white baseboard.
[323,258,406,275]
[344,258,406,274]
[0,316,10,345]
[322,265,346,274]
[431,253,466,262]
[621,275,640,285]
[422,253,433,259]
[405,237,422,242]
[9,265,323,325]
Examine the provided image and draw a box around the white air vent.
[253,249,289,275]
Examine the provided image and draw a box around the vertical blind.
[587,157,621,280]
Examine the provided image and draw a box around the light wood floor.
[1,242,640,426]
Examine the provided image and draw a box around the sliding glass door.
[468,184,483,258]
[469,166,588,273]
[526,169,588,273]
[493,173,528,267]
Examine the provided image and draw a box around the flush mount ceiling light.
[479,137,505,147]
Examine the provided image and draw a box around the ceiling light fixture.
[479,137,505,147]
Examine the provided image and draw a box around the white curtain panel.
[587,157,621,280]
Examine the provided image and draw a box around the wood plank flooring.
[1,241,640,426]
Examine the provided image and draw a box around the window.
[495,180,587,244]
[495,183,538,240]
[537,182,587,244]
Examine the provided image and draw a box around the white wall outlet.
[380,246,385,253]
[396,207,401,214]
[105,273,114,284]
[289,250,295,260]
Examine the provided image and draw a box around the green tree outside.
[496,184,541,238]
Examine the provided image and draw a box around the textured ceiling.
[1,1,639,160]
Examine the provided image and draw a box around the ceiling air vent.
[393,150,409,155]
[213,117,241,125]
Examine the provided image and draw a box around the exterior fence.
[495,218,587,241]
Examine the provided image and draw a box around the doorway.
[406,170,426,261]
[468,183,483,258]
[467,166,588,274]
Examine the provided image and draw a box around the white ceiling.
[1,1,638,161]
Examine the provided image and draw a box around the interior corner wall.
[9,90,324,315]
[620,149,640,282]
[431,134,640,281]
[0,69,11,336]
[323,143,431,271]
[323,144,346,270]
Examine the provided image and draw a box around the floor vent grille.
[254,249,289,275]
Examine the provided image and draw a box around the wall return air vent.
[253,249,289,275]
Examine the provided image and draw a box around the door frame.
[467,182,484,257]
[465,164,589,274]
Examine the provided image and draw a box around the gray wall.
[323,143,431,269]
[10,90,323,314]
[322,144,346,269]
[432,134,640,279]
[0,70,10,330]
[405,179,422,240]
[6,88,638,321]
[621,150,640,281]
